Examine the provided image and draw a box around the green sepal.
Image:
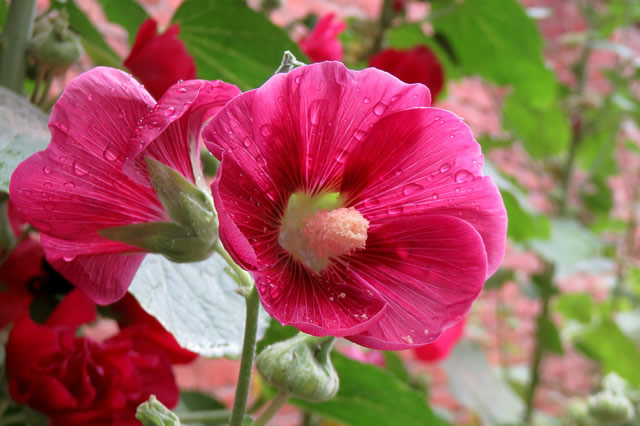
[136,395,181,426]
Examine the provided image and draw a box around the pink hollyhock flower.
[6,290,180,425]
[369,46,445,100]
[10,67,240,304]
[413,317,465,362]
[124,18,197,100]
[111,293,198,364]
[299,13,346,63]
[203,62,506,350]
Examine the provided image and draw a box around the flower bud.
[29,11,83,72]
[601,372,629,395]
[99,158,218,263]
[256,334,339,402]
[587,391,635,423]
[136,395,181,426]
[565,399,596,426]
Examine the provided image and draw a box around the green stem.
[29,66,45,103]
[251,391,290,426]
[36,68,55,108]
[361,0,394,61]
[229,286,261,426]
[0,0,37,93]
[214,241,253,291]
[177,409,233,423]
[1,413,25,425]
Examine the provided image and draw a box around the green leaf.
[502,90,570,159]
[442,341,525,425]
[172,0,306,91]
[50,0,122,68]
[256,318,299,354]
[576,103,621,178]
[98,0,149,46]
[0,0,8,31]
[555,293,594,324]
[293,352,445,426]
[176,391,226,412]
[382,351,410,384]
[0,86,50,192]
[537,316,564,355]
[484,268,515,290]
[129,254,270,358]
[432,0,555,106]
[576,319,640,387]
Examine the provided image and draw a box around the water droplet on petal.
[64,181,76,188]
[431,193,439,200]
[354,130,366,141]
[426,174,434,181]
[363,97,371,104]
[260,125,271,137]
[391,95,399,102]
[63,255,76,262]
[402,182,423,196]
[103,145,119,162]
[455,169,473,183]
[308,99,326,125]
[43,166,52,174]
[227,129,234,135]
[178,87,187,93]
[255,155,266,165]
[72,161,89,176]
[164,106,175,116]
[243,137,252,148]
[363,197,380,208]
[434,115,441,121]
[439,163,451,173]
[87,94,93,101]
[294,76,301,84]
[387,206,403,215]
[373,102,387,116]
[110,87,116,94]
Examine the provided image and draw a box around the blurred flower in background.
[299,13,346,63]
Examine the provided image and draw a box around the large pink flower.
[10,67,240,304]
[203,62,506,350]
[299,13,346,63]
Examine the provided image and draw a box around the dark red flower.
[124,18,197,99]
[368,46,445,100]
[5,290,180,425]
[413,318,465,362]
[299,13,346,63]
[111,293,198,365]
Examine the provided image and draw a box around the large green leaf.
[50,0,122,68]
[129,254,270,358]
[0,87,50,193]
[98,0,149,46]
[293,352,445,426]
[443,341,525,425]
[432,0,556,107]
[502,90,570,159]
[576,319,640,387]
[172,0,306,91]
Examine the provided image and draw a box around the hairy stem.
[0,0,37,93]
[251,391,290,426]
[177,409,233,423]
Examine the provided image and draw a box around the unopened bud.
[29,11,83,72]
[256,334,339,402]
[565,399,596,426]
[602,372,629,395]
[587,390,635,423]
[136,395,181,426]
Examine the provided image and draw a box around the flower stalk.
[0,0,36,93]
[252,391,290,426]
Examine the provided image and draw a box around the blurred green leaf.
[432,0,555,107]
[443,341,525,425]
[484,268,515,290]
[50,0,122,68]
[577,104,621,178]
[537,316,564,355]
[576,319,640,387]
[555,293,594,324]
[382,351,410,384]
[172,0,306,90]
[174,391,228,425]
[293,352,445,426]
[580,175,613,215]
[502,90,570,159]
[98,0,149,46]
[0,0,8,31]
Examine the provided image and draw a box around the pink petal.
[341,107,506,276]
[123,79,241,187]
[47,250,146,305]
[346,214,487,350]
[10,67,167,252]
[204,61,431,205]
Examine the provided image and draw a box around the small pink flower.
[10,67,240,304]
[413,317,465,362]
[299,13,346,63]
[203,62,506,350]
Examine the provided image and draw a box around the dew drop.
[426,174,434,181]
[431,193,439,200]
[103,145,119,162]
[255,155,266,165]
[363,97,371,104]
[402,182,423,196]
[260,125,271,137]
[63,255,76,262]
[87,94,93,101]
[43,166,52,174]
[373,102,387,116]
[242,137,252,147]
[391,95,399,102]
[294,76,301,84]
[363,197,380,208]
[423,329,430,335]
[308,99,326,125]
[394,169,402,176]
[434,115,441,121]
[178,87,187,93]
[64,181,76,188]
[354,129,366,141]
[387,206,403,215]
[164,106,176,116]
[72,161,89,176]
[227,129,234,135]
[439,163,451,173]
[454,169,473,183]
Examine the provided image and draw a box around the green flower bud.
[601,372,629,395]
[29,11,83,72]
[565,399,596,426]
[136,395,181,426]
[588,390,635,423]
[99,158,218,263]
[256,334,339,402]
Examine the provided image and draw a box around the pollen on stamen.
[302,207,369,259]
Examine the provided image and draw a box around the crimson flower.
[413,317,465,362]
[299,13,346,63]
[5,290,180,425]
[203,62,506,350]
[369,46,445,100]
[10,67,240,304]
[124,18,197,100]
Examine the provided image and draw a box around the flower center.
[279,192,369,272]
